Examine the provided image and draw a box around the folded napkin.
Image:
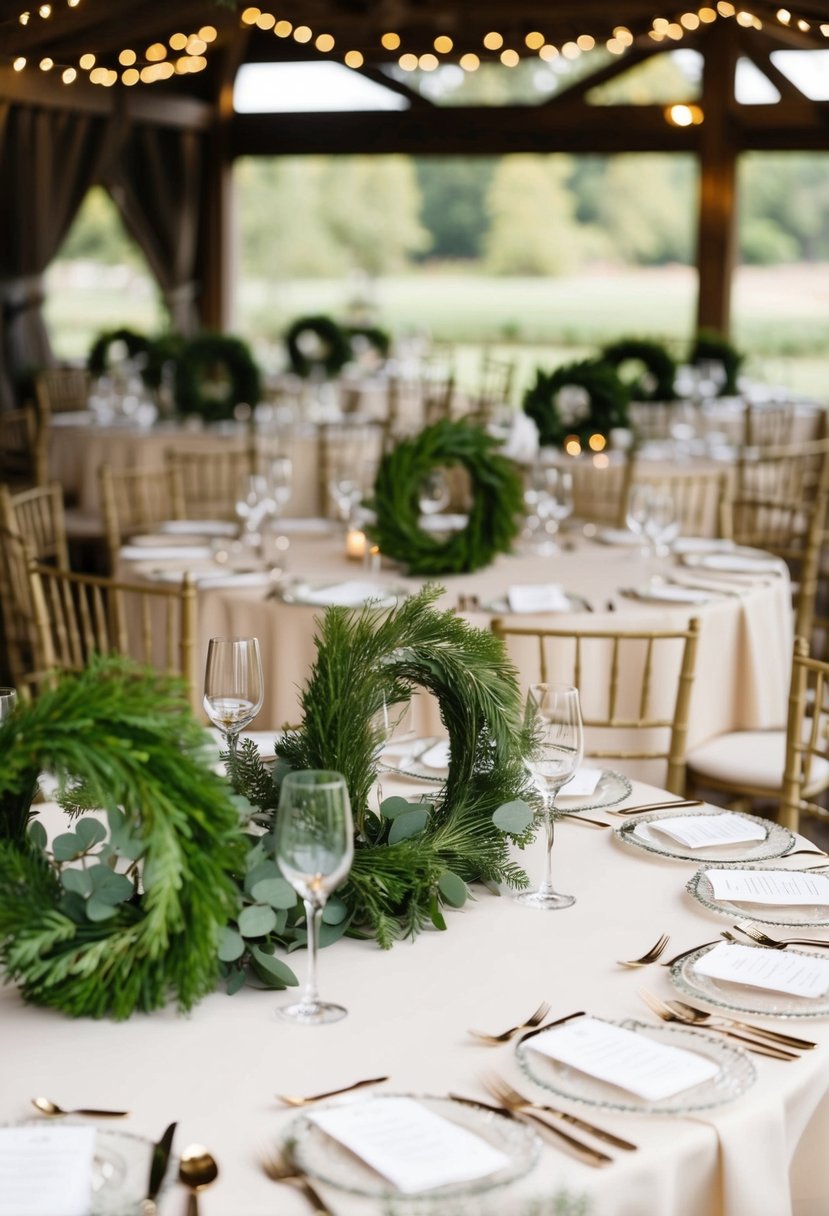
[273,517,333,535]
[298,580,396,607]
[159,519,237,537]
[120,543,213,561]
[673,537,735,555]
[595,527,642,547]
[418,514,468,533]
[630,584,712,604]
[196,570,273,590]
[697,554,781,574]
[507,583,571,613]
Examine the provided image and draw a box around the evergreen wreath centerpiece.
[522,359,630,448]
[367,419,524,576]
[88,327,152,377]
[285,314,353,379]
[688,330,744,396]
[174,332,262,422]
[348,324,391,364]
[599,338,677,402]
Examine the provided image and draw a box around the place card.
[693,941,829,999]
[705,868,829,906]
[559,768,603,797]
[528,1016,719,1101]
[507,584,570,613]
[0,1125,95,1216]
[307,1097,510,1194]
[647,813,767,850]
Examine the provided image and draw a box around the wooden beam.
[540,40,665,106]
[0,65,212,128]
[695,28,740,338]
[736,29,808,101]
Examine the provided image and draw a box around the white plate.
[481,591,591,615]
[594,528,643,547]
[515,1017,755,1113]
[158,519,238,537]
[620,584,714,605]
[616,808,795,863]
[287,1092,539,1201]
[379,737,448,782]
[681,553,782,576]
[671,942,829,1019]
[686,862,829,927]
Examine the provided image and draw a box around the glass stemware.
[274,770,354,1024]
[203,637,264,767]
[518,683,584,911]
[267,456,293,519]
[0,688,17,723]
[418,469,451,517]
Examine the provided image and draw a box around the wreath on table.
[88,328,152,378]
[600,338,677,402]
[174,332,262,422]
[522,358,630,448]
[348,324,391,363]
[366,418,524,576]
[688,330,744,396]
[285,314,353,379]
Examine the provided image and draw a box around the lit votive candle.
[346,529,367,560]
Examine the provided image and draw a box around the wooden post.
[695,27,739,338]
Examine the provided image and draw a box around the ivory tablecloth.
[2,781,828,1216]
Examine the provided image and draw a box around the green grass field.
[45,262,829,397]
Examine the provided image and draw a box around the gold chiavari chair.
[743,399,825,449]
[0,405,47,489]
[469,353,515,425]
[165,446,254,520]
[492,618,701,795]
[779,637,829,834]
[624,466,730,538]
[99,463,186,571]
[0,526,38,691]
[0,482,70,569]
[34,366,91,418]
[27,556,198,704]
[565,455,633,530]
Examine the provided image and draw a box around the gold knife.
[142,1120,177,1215]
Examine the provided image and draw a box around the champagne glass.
[203,637,264,767]
[0,688,17,723]
[274,770,354,1024]
[518,684,584,911]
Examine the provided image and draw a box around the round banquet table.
[2,778,828,1216]
[121,529,793,788]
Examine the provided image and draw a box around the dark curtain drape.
[0,103,108,410]
[105,124,205,338]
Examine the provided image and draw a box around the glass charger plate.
[480,591,591,615]
[616,808,795,864]
[287,1092,540,1201]
[556,769,632,814]
[686,862,829,926]
[670,941,829,1019]
[515,1017,755,1114]
[379,737,447,783]
[278,582,408,609]
[3,1124,177,1216]
[619,584,715,605]
[680,553,782,576]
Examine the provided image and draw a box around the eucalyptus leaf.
[27,820,47,850]
[61,868,93,898]
[86,897,119,922]
[244,860,281,894]
[322,896,348,925]
[438,871,468,908]
[238,903,278,938]
[492,799,534,834]
[250,877,297,910]
[52,833,81,862]
[226,968,247,996]
[217,927,246,963]
[318,917,352,948]
[388,808,429,845]
[379,796,414,820]
[88,867,134,905]
[75,818,107,848]
[250,945,299,987]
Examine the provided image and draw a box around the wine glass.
[518,684,584,911]
[625,484,653,555]
[644,488,678,556]
[0,688,17,723]
[274,770,354,1024]
[418,469,451,517]
[267,456,293,519]
[203,637,264,768]
[535,467,574,553]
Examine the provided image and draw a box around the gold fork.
[260,1144,332,1215]
[482,1074,637,1152]
[617,933,670,968]
[732,920,829,951]
[468,1000,551,1045]
[665,997,817,1051]
[638,990,798,1060]
[481,1075,612,1167]
[610,799,704,816]
[275,1076,389,1106]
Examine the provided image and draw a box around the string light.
[381,32,400,50]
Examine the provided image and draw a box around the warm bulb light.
[199,26,217,42]
[483,31,503,49]
[460,52,480,70]
[122,68,139,85]
[418,52,438,70]
[294,25,313,42]
[564,437,582,456]
[79,52,95,69]
[38,4,51,16]
[146,43,167,60]
[681,11,701,27]
[119,49,136,65]
[344,49,364,67]
[398,52,418,70]
[698,5,717,19]
[434,34,453,53]
[777,7,791,20]
[588,433,607,452]
[381,32,401,50]
[241,7,260,24]
[717,1,735,14]
[577,33,595,50]
[13,56,26,70]
[525,30,544,49]
[39,57,53,70]
[168,32,187,50]
[315,33,335,51]
[562,40,580,57]
[186,36,207,53]
[539,43,559,60]
[256,12,275,30]
[797,17,810,30]
[61,67,76,83]
[665,102,704,125]
[500,48,519,65]
[274,20,292,36]
[19,10,30,23]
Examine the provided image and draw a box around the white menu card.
[705,869,829,906]
[647,813,767,850]
[559,768,603,797]
[693,941,829,998]
[507,584,570,613]
[528,1016,719,1101]
[0,1125,95,1216]
[308,1097,510,1193]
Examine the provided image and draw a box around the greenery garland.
[367,419,524,576]
[523,359,630,448]
[688,330,744,395]
[600,338,677,402]
[0,659,246,1019]
[174,332,262,422]
[88,328,151,377]
[285,314,353,378]
[248,587,535,951]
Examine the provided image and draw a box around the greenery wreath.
[88,328,151,377]
[366,419,524,576]
[522,358,630,448]
[0,659,245,1019]
[285,314,353,378]
[689,330,744,395]
[174,332,262,422]
[348,324,391,362]
[600,338,677,402]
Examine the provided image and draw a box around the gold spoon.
[179,1145,219,1216]
[32,1097,129,1118]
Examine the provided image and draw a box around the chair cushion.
[687,730,829,793]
